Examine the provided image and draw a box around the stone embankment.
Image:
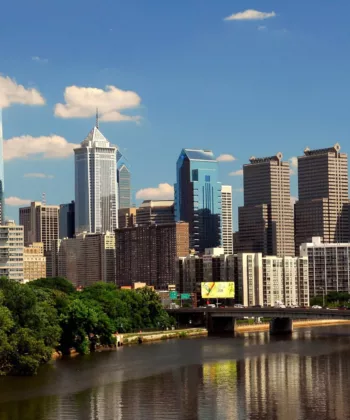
[236,319,350,333]
[123,328,208,344]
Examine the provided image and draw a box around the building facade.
[51,232,115,287]
[136,200,175,225]
[19,201,59,277]
[118,207,137,229]
[175,149,222,253]
[74,125,118,234]
[117,162,132,209]
[221,185,233,254]
[0,221,24,282]
[300,236,350,297]
[238,153,294,257]
[23,242,46,282]
[59,201,75,239]
[295,144,349,253]
[115,222,189,290]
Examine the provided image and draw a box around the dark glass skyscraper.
[175,149,221,253]
[59,201,75,238]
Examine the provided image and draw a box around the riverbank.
[123,328,208,344]
[236,319,350,333]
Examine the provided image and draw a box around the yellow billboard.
[201,282,235,298]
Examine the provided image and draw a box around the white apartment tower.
[75,123,118,234]
[0,221,24,282]
[221,185,233,254]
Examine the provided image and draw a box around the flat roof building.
[23,242,46,283]
[136,200,174,226]
[0,221,24,282]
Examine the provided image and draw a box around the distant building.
[175,149,221,253]
[118,207,137,229]
[236,253,309,307]
[136,200,175,225]
[51,232,115,287]
[75,124,118,234]
[115,222,189,290]
[19,201,59,277]
[202,248,235,283]
[23,242,46,282]
[295,144,349,253]
[117,156,132,209]
[238,153,294,257]
[176,254,203,294]
[59,201,75,239]
[300,237,350,297]
[0,221,23,282]
[221,185,233,254]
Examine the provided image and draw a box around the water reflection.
[1,327,350,420]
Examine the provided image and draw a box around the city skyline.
[2,1,350,228]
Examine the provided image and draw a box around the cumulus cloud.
[32,56,48,64]
[289,157,298,175]
[24,173,54,179]
[5,197,31,206]
[4,135,77,161]
[136,183,174,200]
[0,75,45,108]
[217,154,236,162]
[54,85,142,122]
[224,9,276,21]
[229,169,243,176]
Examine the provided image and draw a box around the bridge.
[167,307,350,335]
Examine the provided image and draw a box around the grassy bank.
[123,328,208,344]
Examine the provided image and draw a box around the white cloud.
[54,85,142,122]
[136,183,174,200]
[289,157,298,175]
[4,135,77,161]
[24,173,54,179]
[229,169,243,176]
[32,56,48,64]
[5,197,31,207]
[217,154,236,162]
[224,9,276,21]
[0,75,45,108]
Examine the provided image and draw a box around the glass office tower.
[175,149,222,253]
[117,151,132,209]
[75,126,118,234]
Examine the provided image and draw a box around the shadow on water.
[1,325,350,419]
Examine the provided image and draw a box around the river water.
[1,326,350,420]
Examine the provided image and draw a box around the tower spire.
[96,108,99,129]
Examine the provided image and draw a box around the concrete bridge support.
[207,315,236,335]
[270,317,293,335]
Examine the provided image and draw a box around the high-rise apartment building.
[118,207,137,229]
[23,242,46,282]
[59,201,75,239]
[52,232,115,287]
[176,254,203,293]
[117,152,132,209]
[221,185,233,254]
[300,236,350,297]
[136,200,175,225]
[202,248,235,283]
[75,124,118,234]
[175,149,221,253]
[295,144,349,253]
[0,221,24,282]
[0,110,5,225]
[19,201,59,277]
[115,222,189,290]
[238,153,294,257]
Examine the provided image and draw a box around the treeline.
[0,277,174,376]
[310,291,350,307]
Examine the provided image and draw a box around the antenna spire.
[96,108,99,129]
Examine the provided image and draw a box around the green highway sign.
[181,293,191,300]
[169,291,178,300]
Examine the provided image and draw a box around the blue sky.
[1,0,350,229]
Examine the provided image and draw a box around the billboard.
[201,282,235,298]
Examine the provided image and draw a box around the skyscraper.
[0,110,5,225]
[221,185,233,254]
[59,201,75,238]
[117,151,132,209]
[19,201,59,277]
[295,144,349,253]
[75,124,118,234]
[136,200,175,225]
[175,149,221,253]
[238,153,294,257]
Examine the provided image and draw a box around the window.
[192,170,198,181]
[205,175,210,182]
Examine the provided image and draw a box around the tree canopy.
[0,277,174,376]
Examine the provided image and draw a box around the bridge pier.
[207,314,236,335]
[270,317,293,335]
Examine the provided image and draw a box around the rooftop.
[181,149,217,162]
[79,126,116,149]
[139,200,174,208]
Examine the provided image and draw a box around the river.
[1,325,350,420]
